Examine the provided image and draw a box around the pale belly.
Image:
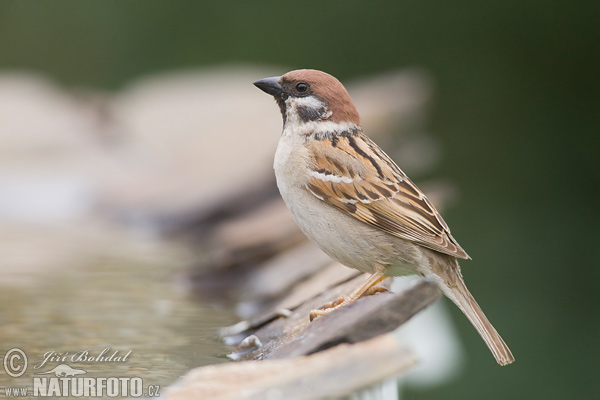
[277,179,422,277]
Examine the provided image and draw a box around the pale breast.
[273,129,311,191]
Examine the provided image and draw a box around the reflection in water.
[0,223,238,392]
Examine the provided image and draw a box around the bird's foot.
[309,296,350,321]
[309,285,388,322]
[363,285,389,296]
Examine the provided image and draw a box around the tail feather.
[444,277,515,366]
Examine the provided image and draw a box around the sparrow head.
[254,69,360,128]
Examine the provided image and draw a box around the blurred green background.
[1,1,597,398]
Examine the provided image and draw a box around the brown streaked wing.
[306,133,470,259]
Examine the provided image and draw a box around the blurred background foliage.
[1,1,597,399]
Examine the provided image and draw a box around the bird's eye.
[295,82,309,93]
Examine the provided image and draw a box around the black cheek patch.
[297,105,327,122]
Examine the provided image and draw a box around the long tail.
[443,274,515,365]
[432,256,514,366]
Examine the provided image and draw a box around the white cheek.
[292,96,326,109]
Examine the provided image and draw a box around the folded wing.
[305,132,470,260]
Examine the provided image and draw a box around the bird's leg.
[309,272,388,321]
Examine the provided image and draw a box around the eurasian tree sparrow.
[254,69,514,366]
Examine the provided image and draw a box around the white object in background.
[0,174,94,223]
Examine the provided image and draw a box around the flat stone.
[221,267,364,351]
[166,333,416,400]
[227,278,439,361]
[268,279,440,359]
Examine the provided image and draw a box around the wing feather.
[306,132,470,259]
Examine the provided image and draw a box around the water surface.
[0,222,238,394]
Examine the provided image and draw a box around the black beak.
[253,76,283,96]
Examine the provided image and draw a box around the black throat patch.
[276,96,288,125]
